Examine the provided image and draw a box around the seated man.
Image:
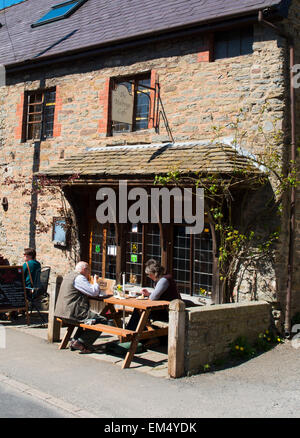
[55,261,108,353]
[127,259,181,331]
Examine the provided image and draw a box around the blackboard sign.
[0,266,28,318]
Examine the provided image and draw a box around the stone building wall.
[233,0,300,320]
[0,19,296,308]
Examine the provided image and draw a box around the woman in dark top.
[127,259,181,330]
[140,259,181,301]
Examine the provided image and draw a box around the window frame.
[172,223,213,296]
[109,73,152,136]
[31,0,87,28]
[0,0,25,11]
[213,26,254,60]
[89,220,162,286]
[22,87,56,142]
[89,221,117,281]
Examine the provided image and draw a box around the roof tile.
[40,141,260,180]
[0,0,287,66]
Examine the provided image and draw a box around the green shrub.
[255,329,284,352]
[229,336,256,359]
[230,331,284,359]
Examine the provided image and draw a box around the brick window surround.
[197,34,214,63]
[15,93,25,140]
[53,85,62,137]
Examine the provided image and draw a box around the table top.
[103,295,170,310]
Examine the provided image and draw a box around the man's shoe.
[70,340,93,354]
[70,340,83,351]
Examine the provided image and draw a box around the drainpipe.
[258,10,296,336]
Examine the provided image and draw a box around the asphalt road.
[0,381,73,418]
[0,327,300,418]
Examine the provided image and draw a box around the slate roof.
[0,0,290,67]
[41,141,260,181]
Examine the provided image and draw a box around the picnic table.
[56,294,169,369]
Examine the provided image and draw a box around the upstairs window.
[214,27,253,60]
[31,0,87,27]
[23,88,56,141]
[0,0,25,10]
[110,74,151,135]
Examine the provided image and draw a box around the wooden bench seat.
[56,317,136,349]
[79,322,135,340]
[56,317,80,327]
[150,320,169,329]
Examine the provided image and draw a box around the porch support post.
[116,223,126,283]
[168,299,186,378]
[47,276,63,343]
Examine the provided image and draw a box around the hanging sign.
[111,84,134,125]
[95,244,101,253]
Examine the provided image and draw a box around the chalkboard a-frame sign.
[0,266,29,324]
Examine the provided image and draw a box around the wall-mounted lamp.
[2,197,8,211]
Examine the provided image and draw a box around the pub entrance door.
[89,220,161,286]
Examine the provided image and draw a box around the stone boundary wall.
[184,301,271,376]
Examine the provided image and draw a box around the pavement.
[2,311,169,378]
[1,310,300,419]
